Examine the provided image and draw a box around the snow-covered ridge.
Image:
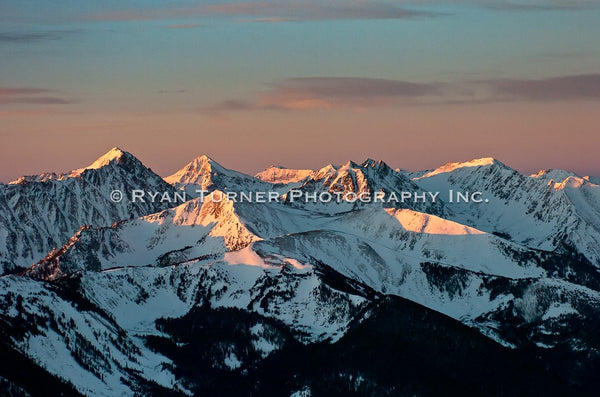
[415,157,502,179]
[385,208,485,235]
[551,175,597,190]
[531,169,600,190]
[530,168,580,183]
[255,165,313,184]
[23,191,261,277]
[411,156,600,266]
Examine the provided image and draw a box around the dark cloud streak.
[0,88,52,95]
[486,0,596,11]
[87,0,598,23]
[0,87,77,106]
[268,77,441,98]
[486,74,600,100]
[205,73,600,115]
[0,30,80,44]
[90,1,443,22]
[2,97,76,105]
[166,23,202,29]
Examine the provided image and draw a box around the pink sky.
[2,1,599,181]
[1,100,598,182]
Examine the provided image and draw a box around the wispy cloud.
[0,87,77,106]
[157,89,187,94]
[0,30,80,44]
[3,96,75,105]
[207,1,442,21]
[205,77,446,114]
[485,0,596,11]
[268,77,441,98]
[0,108,66,117]
[483,74,600,100]
[166,23,202,29]
[87,0,598,23]
[89,1,443,23]
[261,77,443,109]
[0,88,50,95]
[211,99,256,111]
[400,0,596,11]
[205,73,600,115]
[251,17,296,23]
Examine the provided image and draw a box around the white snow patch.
[542,302,578,321]
[224,246,269,267]
[250,324,279,358]
[386,208,485,235]
[223,352,242,370]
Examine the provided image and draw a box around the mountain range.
[1,148,600,396]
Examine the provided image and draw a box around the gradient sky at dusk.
[1,0,599,182]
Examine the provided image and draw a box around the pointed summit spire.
[164,154,266,194]
[87,147,128,168]
[361,158,390,169]
[192,154,217,164]
[70,147,138,175]
[165,154,224,186]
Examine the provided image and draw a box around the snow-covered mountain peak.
[70,147,138,176]
[188,154,220,170]
[469,157,498,166]
[255,166,314,184]
[313,159,395,182]
[360,158,389,169]
[416,157,507,179]
[87,147,128,168]
[313,164,339,179]
[8,147,142,184]
[164,155,219,186]
[165,155,272,195]
[340,160,360,170]
[0,148,175,275]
